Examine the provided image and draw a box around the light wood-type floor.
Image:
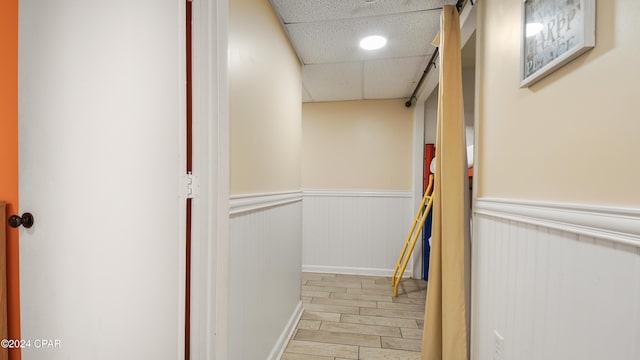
[282,272,427,360]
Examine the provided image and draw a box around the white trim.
[303,190,412,198]
[475,198,640,248]
[303,265,414,278]
[176,2,188,358]
[230,191,302,215]
[411,102,425,280]
[190,0,230,359]
[267,301,303,360]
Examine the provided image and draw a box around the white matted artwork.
[520,0,596,87]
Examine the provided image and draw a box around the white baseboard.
[302,265,414,278]
[269,301,303,360]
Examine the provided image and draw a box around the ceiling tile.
[286,11,440,64]
[363,56,430,99]
[271,0,455,23]
[270,0,463,102]
[302,62,363,102]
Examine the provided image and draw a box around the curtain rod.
[404,0,472,108]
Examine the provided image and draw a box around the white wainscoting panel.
[302,190,414,276]
[228,194,302,360]
[471,198,640,360]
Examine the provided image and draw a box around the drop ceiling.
[269,0,459,103]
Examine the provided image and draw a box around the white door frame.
[189,0,230,359]
[410,103,425,279]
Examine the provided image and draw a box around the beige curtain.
[422,5,468,360]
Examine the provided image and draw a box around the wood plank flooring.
[282,272,427,359]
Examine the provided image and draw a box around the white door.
[18,1,186,359]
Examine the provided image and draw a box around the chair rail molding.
[230,190,302,215]
[303,189,412,198]
[475,198,640,247]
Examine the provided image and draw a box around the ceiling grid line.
[281,7,445,25]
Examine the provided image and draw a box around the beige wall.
[229,0,301,195]
[477,0,640,206]
[302,99,413,190]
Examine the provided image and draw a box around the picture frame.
[520,0,596,87]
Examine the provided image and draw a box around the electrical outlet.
[493,330,504,360]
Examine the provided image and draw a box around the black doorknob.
[8,213,34,229]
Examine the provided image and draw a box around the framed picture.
[520,0,596,87]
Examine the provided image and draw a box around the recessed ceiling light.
[360,35,387,50]
[526,23,543,37]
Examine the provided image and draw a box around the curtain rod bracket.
[405,96,416,108]
[404,0,466,108]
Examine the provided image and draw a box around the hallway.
[282,272,427,359]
